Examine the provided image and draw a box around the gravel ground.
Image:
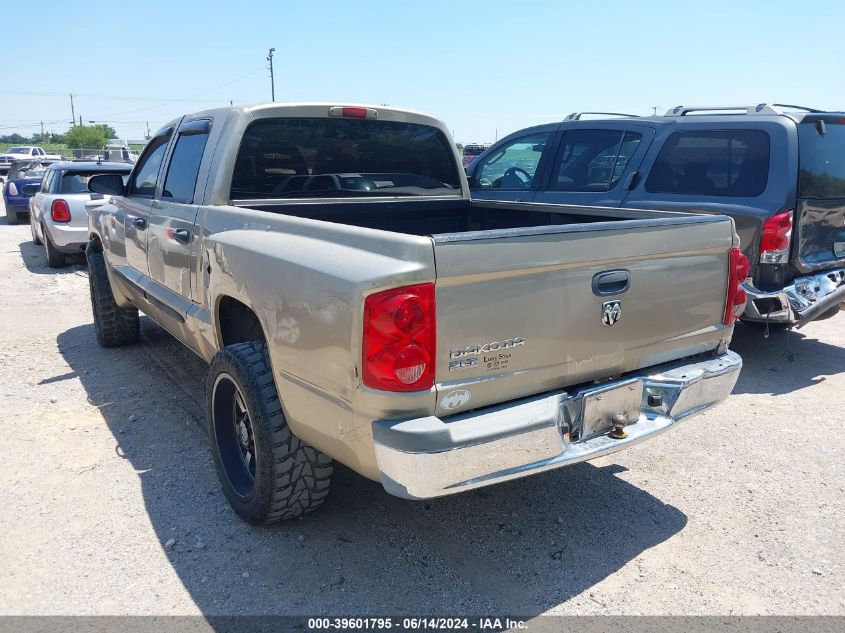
[0,202,843,617]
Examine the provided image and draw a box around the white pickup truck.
[0,146,62,176]
[86,103,746,524]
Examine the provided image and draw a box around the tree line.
[0,124,118,148]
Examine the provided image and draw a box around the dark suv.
[466,105,845,329]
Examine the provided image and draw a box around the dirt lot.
[0,201,843,617]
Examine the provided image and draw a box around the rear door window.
[551,129,642,191]
[645,130,770,197]
[473,133,551,191]
[798,119,845,198]
[162,122,211,203]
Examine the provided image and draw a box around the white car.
[28,161,131,267]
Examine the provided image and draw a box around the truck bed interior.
[242,199,652,237]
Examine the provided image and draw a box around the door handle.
[132,217,147,230]
[592,270,630,296]
[173,229,191,244]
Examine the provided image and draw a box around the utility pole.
[69,93,76,127]
[145,121,151,140]
[79,115,83,127]
[40,121,44,141]
[267,48,276,102]
[651,106,658,116]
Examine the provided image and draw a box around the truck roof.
[159,102,449,137]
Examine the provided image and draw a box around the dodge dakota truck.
[86,103,745,524]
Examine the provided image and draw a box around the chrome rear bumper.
[743,269,845,327]
[373,351,742,499]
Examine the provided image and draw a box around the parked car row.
[466,104,845,331]
[3,102,841,528]
[77,103,748,525]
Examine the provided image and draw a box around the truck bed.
[230,196,736,417]
[240,198,689,237]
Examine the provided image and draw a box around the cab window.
[472,133,550,190]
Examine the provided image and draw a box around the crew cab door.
[467,131,556,202]
[535,126,654,207]
[120,129,173,275]
[148,118,212,302]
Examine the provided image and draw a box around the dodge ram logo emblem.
[602,300,622,326]
[440,390,471,410]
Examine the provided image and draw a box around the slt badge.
[602,300,622,326]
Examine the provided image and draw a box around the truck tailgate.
[432,215,734,415]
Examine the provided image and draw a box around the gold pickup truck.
[86,103,745,524]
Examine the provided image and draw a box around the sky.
[1,0,842,144]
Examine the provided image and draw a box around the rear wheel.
[30,213,41,245]
[207,341,333,524]
[86,244,139,347]
[43,228,65,268]
[5,203,19,225]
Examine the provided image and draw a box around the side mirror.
[21,183,39,196]
[88,173,125,196]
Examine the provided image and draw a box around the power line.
[86,68,265,119]
[0,68,265,135]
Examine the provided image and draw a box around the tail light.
[724,247,750,325]
[7,182,18,196]
[362,283,435,392]
[759,210,793,263]
[51,199,71,223]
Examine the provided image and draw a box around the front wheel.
[207,341,333,524]
[86,244,139,347]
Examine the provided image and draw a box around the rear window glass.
[230,118,460,199]
[61,171,130,194]
[798,120,845,198]
[645,130,770,197]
